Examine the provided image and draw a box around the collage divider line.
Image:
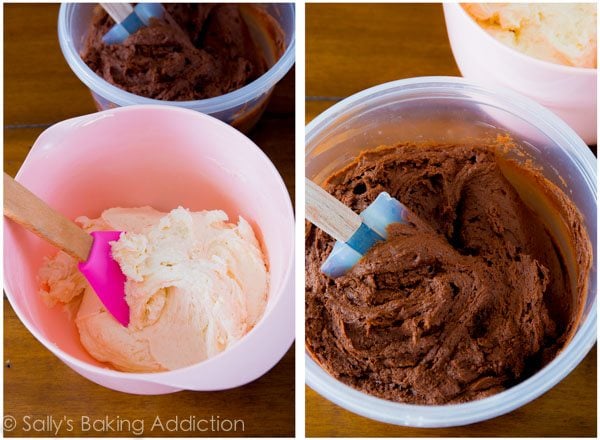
[294,0,306,437]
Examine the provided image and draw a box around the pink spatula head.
[3,173,130,326]
[78,231,129,326]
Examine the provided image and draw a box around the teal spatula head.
[103,3,166,45]
[321,192,410,278]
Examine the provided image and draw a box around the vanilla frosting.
[39,206,269,372]
[463,3,597,68]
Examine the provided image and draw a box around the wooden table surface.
[305,3,597,437]
[4,4,294,437]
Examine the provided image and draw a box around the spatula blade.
[102,3,166,45]
[321,192,410,278]
[78,230,129,326]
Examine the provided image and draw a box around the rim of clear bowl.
[58,3,295,113]
[305,76,597,427]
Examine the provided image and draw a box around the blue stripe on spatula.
[321,192,410,278]
[102,3,166,45]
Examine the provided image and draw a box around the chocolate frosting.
[305,142,591,404]
[81,4,268,100]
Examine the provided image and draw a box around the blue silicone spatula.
[306,178,410,278]
[100,3,166,45]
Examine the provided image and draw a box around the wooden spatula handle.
[305,178,361,243]
[100,3,134,23]
[3,173,93,261]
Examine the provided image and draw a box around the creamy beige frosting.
[463,3,597,68]
[39,206,269,372]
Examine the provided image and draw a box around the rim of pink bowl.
[447,3,597,76]
[5,104,295,383]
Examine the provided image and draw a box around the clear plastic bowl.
[58,3,295,133]
[305,77,596,427]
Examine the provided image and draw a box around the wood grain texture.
[305,178,360,243]
[4,173,93,261]
[306,3,460,99]
[305,100,336,124]
[4,4,98,125]
[305,3,596,437]
[4,3,294,437]
[3,127,46,178]
[306,346,597,437]
[4,299,294,437]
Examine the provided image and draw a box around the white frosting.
[463,3,597,68]
[39,206,269,372]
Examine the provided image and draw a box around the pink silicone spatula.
[3,173,130,326]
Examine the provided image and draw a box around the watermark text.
[3,414,244,436]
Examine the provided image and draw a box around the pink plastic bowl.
[443,3,597,144]
[3,105,294,394]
